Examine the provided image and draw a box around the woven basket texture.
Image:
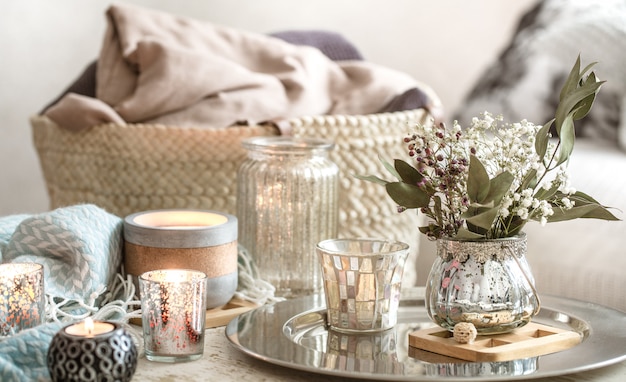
[32,110,432,284]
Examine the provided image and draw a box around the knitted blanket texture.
[0,205,125,381]
[0,204,279,381]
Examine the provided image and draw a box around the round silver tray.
[225,290,626,381]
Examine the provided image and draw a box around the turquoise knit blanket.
[0,204,282,381]
[0,204,125,382]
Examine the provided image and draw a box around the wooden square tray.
[129,297,258,328]
[408,322,582,362]
[204,297,258,328]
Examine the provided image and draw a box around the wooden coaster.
[408,322,582,362]
[129,297,258,328]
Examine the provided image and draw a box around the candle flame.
[85,317,94,336]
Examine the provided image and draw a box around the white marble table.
[132,289,626,382]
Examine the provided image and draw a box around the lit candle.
[129,209,229,228]
[0,262,45,336]
[124,209,238,309]
[64,317,115,337]
[139,269,208,363]
[47,319,137,382]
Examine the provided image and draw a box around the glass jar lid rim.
[242,136,334,151]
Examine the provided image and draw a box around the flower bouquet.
[357,55,619,334]
[358,55,618,240]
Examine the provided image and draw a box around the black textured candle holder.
[47,321,138,382]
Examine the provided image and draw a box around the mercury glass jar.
[425,234,540,335]
[237,136,339,298]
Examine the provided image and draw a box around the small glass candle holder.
[47,318,138,382]
[139,269,208,363]
[0,262,45,336]
[316,238,410,332]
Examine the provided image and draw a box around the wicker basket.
[31,109,432,284]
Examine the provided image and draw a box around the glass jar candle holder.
[0,262,45,336]
[124,209,237,309]
[139,269,208,363]
[237,137,339,298]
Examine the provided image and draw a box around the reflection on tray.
[324,328,402,374]
[408,347,538,377]
[226,291,626,381]
[284,308,541,378]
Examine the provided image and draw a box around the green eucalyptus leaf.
[394,159,423,185]
[353,173,389,186]
[454,228,485,240]
[380,157,401,180]
[385,182,429,208]
[579,206,620,220]
[465,206,499,231]
[572,73,598,120]
[505,217,526,237]
[534,182,560,201]
[556,80,604,134]
[418,225,433,236]
[556,112,576,166]
[548,204,619,222]
[485,171,515,205]
[520,168,538,192]
[578,61,599,84]
[555,191,621,221]
[558,57,597,103]
[565,190,603,204]
[535,120,552,161]
[467,201,495,209]
[467,155,490,203]
[559,55,582,101]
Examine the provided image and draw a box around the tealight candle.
[0,262,45,336]
[124,209,238,309]
[64,317,114,337]
[139,269,208,363]
[47,318,137,382]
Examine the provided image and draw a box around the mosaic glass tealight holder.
[139,269,208,363]
[316,238,410,332]
[0,262,45,336]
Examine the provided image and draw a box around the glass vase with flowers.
[358,55,619,334]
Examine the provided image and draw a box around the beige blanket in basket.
[45,3,421,131]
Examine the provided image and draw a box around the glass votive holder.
[139,269,208,363]
[0,262,45,336]
[316,238,410,332]
[47,318,138,382]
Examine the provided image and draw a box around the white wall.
[0,0,537,215]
